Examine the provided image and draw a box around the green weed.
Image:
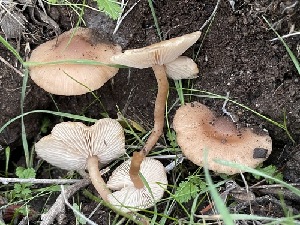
[165,130,178,150]
[94,0,122,20]
[46,0,122,20]
[174,175,206,204]
[253,165,283,184]
[11,167,36,200]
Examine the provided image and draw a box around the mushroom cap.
[35,118,125,171]
[173,102,272,175]
[165,56,199,80]
[107,157,168,212]
[110,31,201,68]
[28,28,122,95]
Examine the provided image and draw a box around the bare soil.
[0,0,300,224]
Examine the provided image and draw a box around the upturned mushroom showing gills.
[35,118,125,201]
[173,102,272,175]
[107,156,168,212]
[28,27,122,95]
[111,31,201,188]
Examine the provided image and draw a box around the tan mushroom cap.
[173,102,272,175]
[28,28,122,95]
[107,157,168,212]
[35,118,125,171]
[165,56,199,80]
[110,31,201,68]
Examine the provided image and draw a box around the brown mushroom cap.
[107,157,168,212]
[35,118,125,170]
[173,102,272,175]
[28,28,122,95]
[110,31,201,68]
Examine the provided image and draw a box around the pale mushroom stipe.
[28,28,122,95]
[35,118,125,201]
[111,31,201,188]
[173,102,272,175]
[107,157,168,212]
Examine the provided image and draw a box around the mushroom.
[28,27,122,95]
[35,118,125,201]
[173,102,272,175]
[111,31,201,187]
[107,156,168,212]
[165,56,199,80]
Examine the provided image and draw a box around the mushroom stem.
[141,64,169,156]
[130,64,169,188]
[87,156,111,202]
[129,152,145,189]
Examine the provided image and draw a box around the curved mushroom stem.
[142,64,169,156]
[87,156,111,202]
[130,64,169,188]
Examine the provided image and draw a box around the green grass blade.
[147,0,162,41]
[158,199,176,225]
[174,80,185,105]
[189,193,200,224]
[230,213,300,223]
[0,35,24,64]
[197,213,300,223]
[21,69,30,168]
[72,0,86,34]
[263,16,300,75]
[5,146,10,177]
[0,110,97,134]
[23,59,127,68]
[203,150,234,225]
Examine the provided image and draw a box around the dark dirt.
[0,0,300,224]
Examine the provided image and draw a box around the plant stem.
[87,156,111,201]
[130,64,169,188]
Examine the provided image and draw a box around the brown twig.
[250,183,300,189]
[0,55,24,77]
[0,177,81,184]
[60,185,98,225]
[40,179,90,225]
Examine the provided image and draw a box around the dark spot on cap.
[253,148,268,159]
[191,102,195,107]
